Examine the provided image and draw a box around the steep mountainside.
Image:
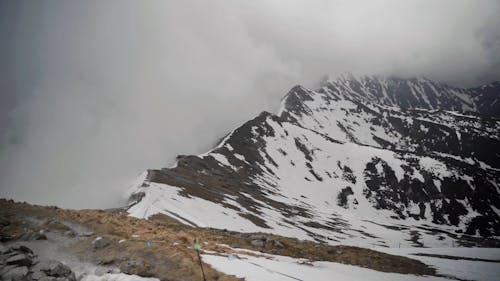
[127,75,500,247]
[470,82,500,117]
[319,75,477,112]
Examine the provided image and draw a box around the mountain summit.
[127,75,500,247]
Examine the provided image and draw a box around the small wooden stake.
[197,249,207,281]
[194,240,207,281]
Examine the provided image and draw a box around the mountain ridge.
[127,75,500,247]
[318,74,500,115]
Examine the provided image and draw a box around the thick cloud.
[1,0,499,208]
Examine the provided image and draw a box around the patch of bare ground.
[0,199,436,280]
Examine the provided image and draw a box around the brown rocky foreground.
[0,199,437,281]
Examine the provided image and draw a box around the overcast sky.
[1,0,499,209]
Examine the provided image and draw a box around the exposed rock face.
[2,245,35,268]
[32,260,74,278]
[6,253,34,267]
[470,81,500,117]
[0,245,76,281]
[127,75,500,247]
[1,266,29,281]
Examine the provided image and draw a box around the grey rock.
[0,234,13,243]
[93,237,111,249]
[4,245,33,255]
[31,270,48,280]
[6,253,33,266]
[250,239,264,247]
[31,260,49,272]
[1,266,28,281]
[64,230,76,238]
[32,260,73,278]
[79,232,94,237]
[0,265,16,276]
[20,231,48,241]
[52,264,72,278]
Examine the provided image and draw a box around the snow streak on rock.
[127,75,500,247]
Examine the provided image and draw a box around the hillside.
[127,75,500,247]
[0,199,444,281]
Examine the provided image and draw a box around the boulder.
[31,260,50,272]
[6,253,33,267]
[0,244,76,281]
[93,237,111,249]
[31,270,48,280]
[32,260,73,278]
[51,263,73,278]
[20,230,48,241]
[0,233,13,242]
[250,239,264,247]
[1,266,28,281]
[4,245,33,255]
[0,265,16,276]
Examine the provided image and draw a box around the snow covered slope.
[319,74,478,112]
[127,75,500,247]
[202,246,500,281]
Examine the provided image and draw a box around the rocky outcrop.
[470,81,500,117]
[0,245,76,281]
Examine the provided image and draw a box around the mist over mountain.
[1,0,500,208]
[2,2,500,281]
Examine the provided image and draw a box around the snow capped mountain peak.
[126,75,500,248]
[316,74,479,112]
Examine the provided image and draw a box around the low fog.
[1,0,499,208]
